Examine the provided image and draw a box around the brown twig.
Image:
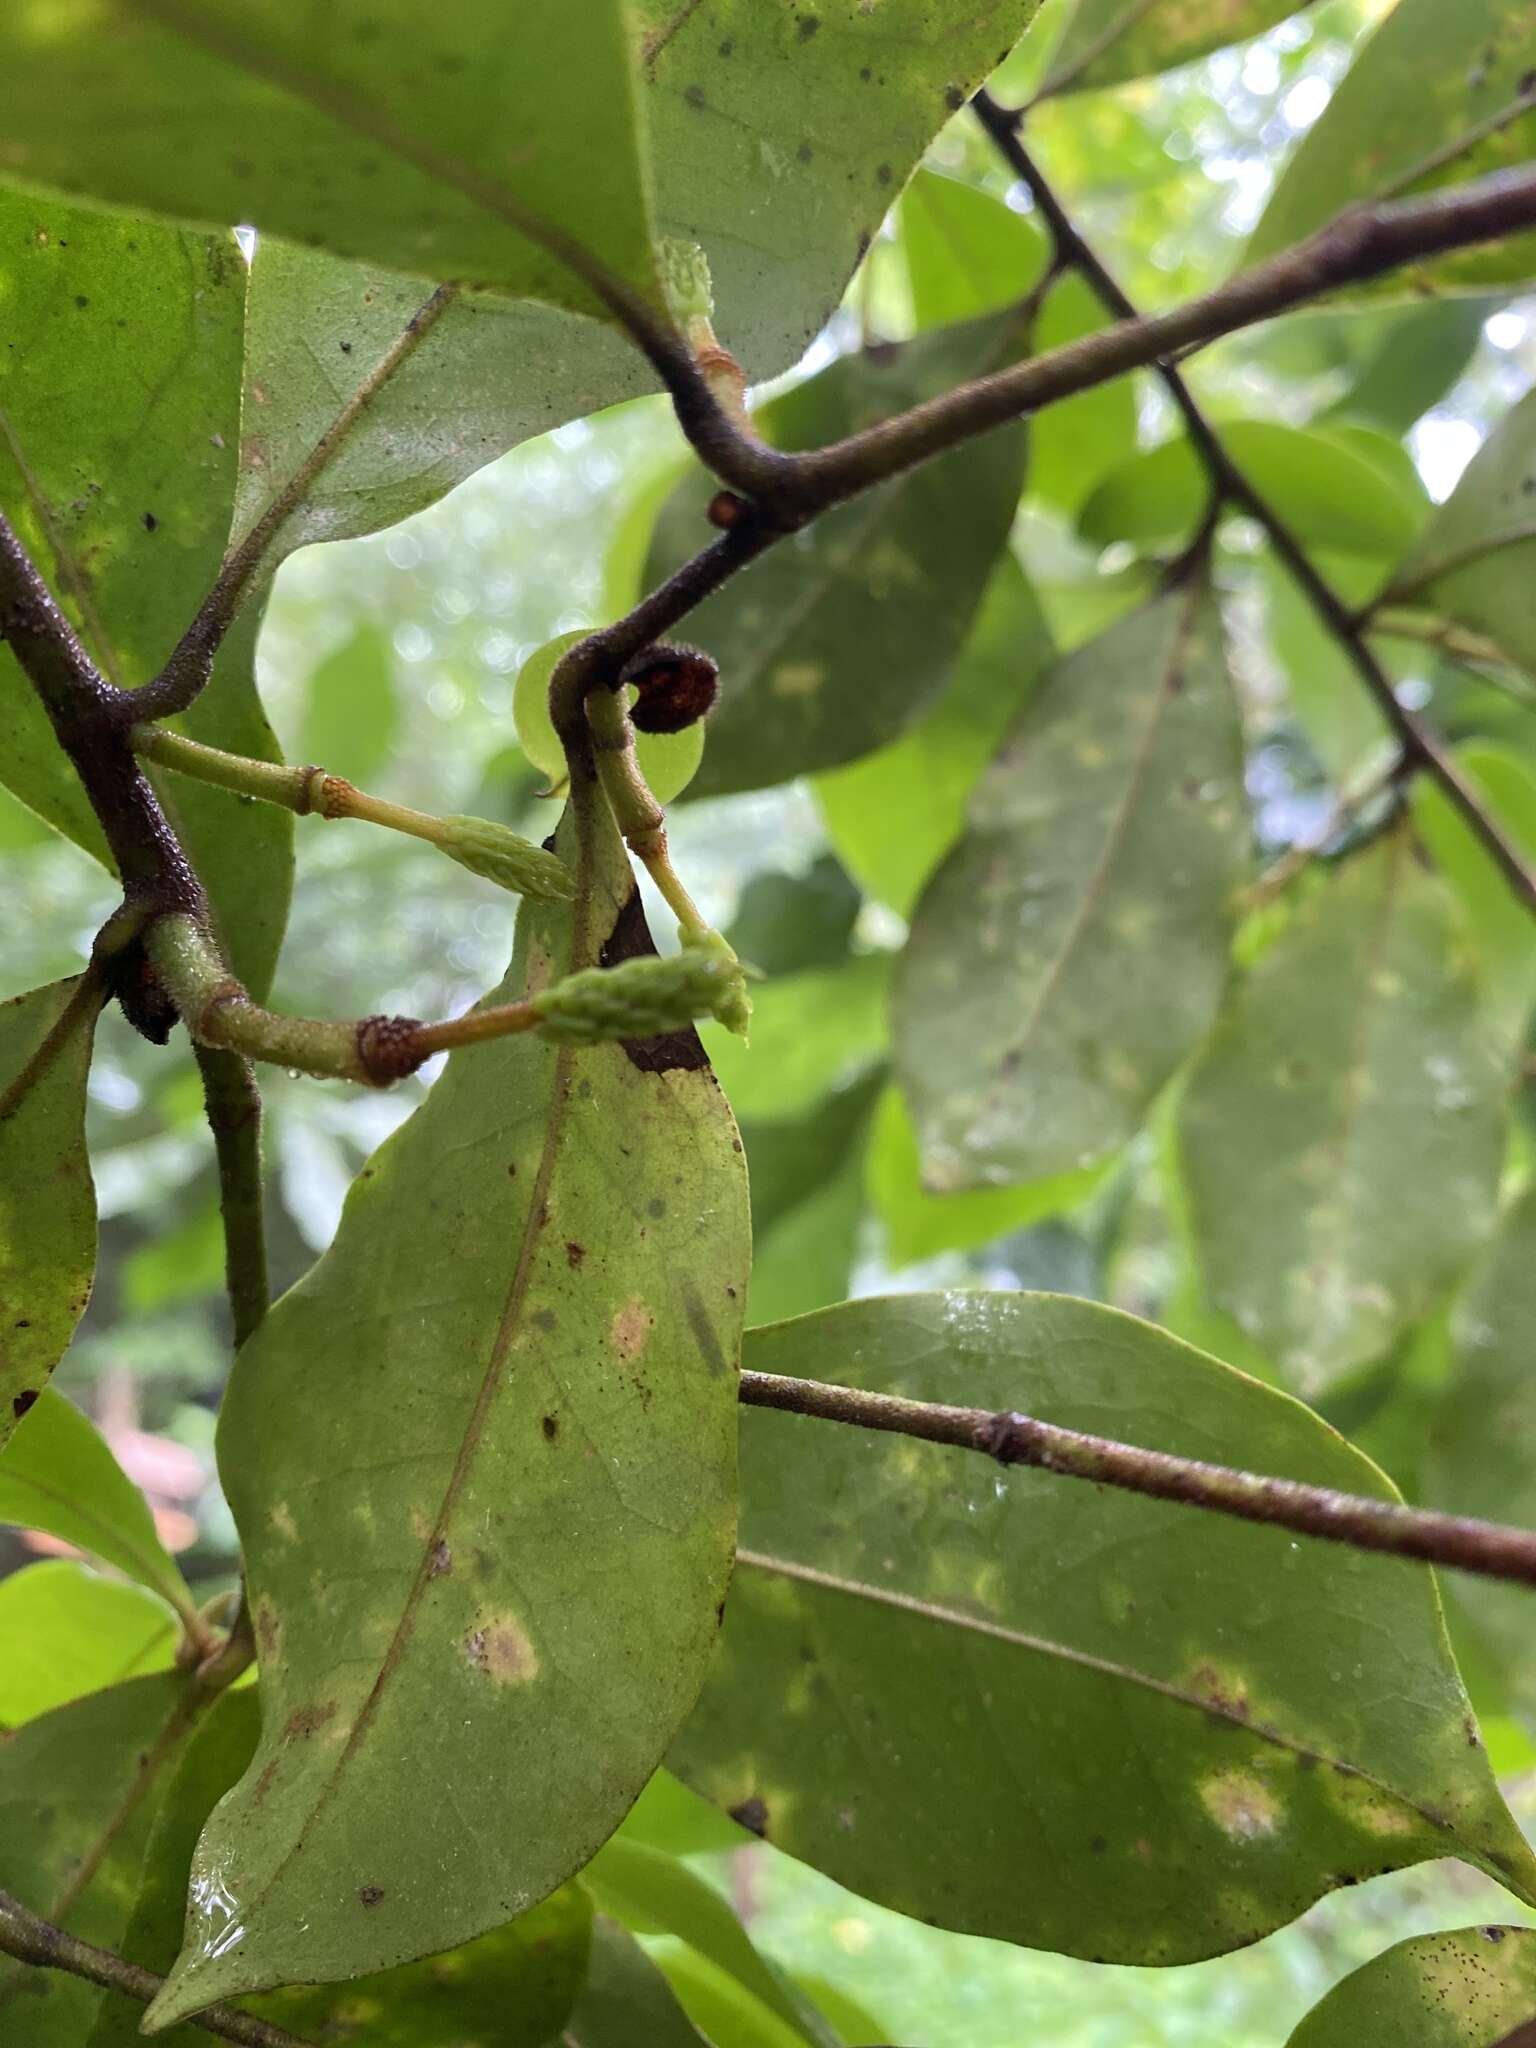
[738,1371,1536,1588]
[195,1046,269,1349]
[0,1889,313,2048]
[971,91,1536,917]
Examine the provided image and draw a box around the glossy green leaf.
[0,0,658,321]
[902,170,1050,329]
[0,1561,176,1728]
[1178,832,1510,1397]
[817,553,1054,916]
[0,185,291,997]
[514,630,705,807]
[1425,1184,1536,1731]
[1041,0,1313,95]
[743,1072,882,1329]
[151,783,749,2023]
[561,1916,711,2048]
[584,1838,834,2048]
[90,1689,592,2048]
[674,1292,1536,1964]
[868,1084,1103,1266]
[0,1674,207,2044]
[649,314,1030,796]
[1390,385,1536,673]
[0,1388,195,1625]
[895,579,1248,1191]
[1286,1925,1536,2047]
[298,625,399,789]
[1248,0,1536,295]
[0,977,101,1446]
[1079,422,1428,560]
[701,954,889,1124]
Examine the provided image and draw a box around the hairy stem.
[738,1372,1536,1588]
[195,1046,269,1350]
[0,1890,313,2048]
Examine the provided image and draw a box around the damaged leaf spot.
[1199,1771,1281,1842]
[464,1614,540,1685]
[611,1299,653,1361]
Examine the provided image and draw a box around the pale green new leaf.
[0,1674,207,2045]
[1178,832,1510,1397]
[0,185,290,996]
[1041,0,1315,96]
[1389,384,1536,674]
[1286,1925,1536,2047]
[0,0,658,321]
[0,1389,196,1625]
[150,786,749,2022]
[0,977,101,1446]
[895,579,1248,1191]
[817,553,1055,916]
[648,312,1029,796]
[562,1917,711,2048]
[673,1293,1536,1964]
[0,1561,177,1728]
[1248,0,1536,295]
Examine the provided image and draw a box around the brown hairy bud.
[706,489,747,530]
[623,643,719,735]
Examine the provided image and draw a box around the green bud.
[532,949,735,1046]
[681,926,752,1041]
[439,817,575,902]
[658,235,714,330]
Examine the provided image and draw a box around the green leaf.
[122,1202,228,1317]
[1323,299,1487,438]
[1029,275,1141,519]
[1286,1925,1536,2047]
[1078,422,1429,561]
[902,170,1050,329]
[150,784,749,2023]
[584,1838,834,2048]
[1411,743,1536,1046]
[0,976,101,1446]
[1248,0,1536,296]
[674,1292,1536,1964]
[0,1673,208,2044]
[89,1689,593,2048]
[561,1916,711,2048]
[726,856,860,981]
[0,1389,197,1626]
[1262,553,1395,784]
[1178,832,1510,1397]
[644,1940,819,2048]
[1041,0,1314,95]
[1425,1183,1536,1732]
[700,954,889,1124]
[514,630,705,807]
[868,1084,1103,1266]
[894,578,1248,1191]
[0,1,659,322]
[620,1770,749,1859]
[648,313,1030,796]
[1389,384,1536,673]
[817,553,1054,916]
[634,0,1043,380]
[742,1072,882,1328]
[0,185,291,997]
[0,1561,177,1728]
[297,625,400,788]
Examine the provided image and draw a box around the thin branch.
[972,95,1536,917]
[0,1889,313,2048]
[738,1371,1536,1589]
[195,1047,269,1350]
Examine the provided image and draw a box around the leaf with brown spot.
[1286,1925,1536,2046]
[149,776,748,2022]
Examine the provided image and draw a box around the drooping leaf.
[1248,0,1536,296]
[648,313,1030,796]
[0,1561,176,1728]
[1178,832,1510,1397]
[0,1674,208,2045]
[742,1071,883,1328]
[894,577,1248,1191]
[0,184,290,996]
[1388,385,1536,675]
[0,1389,196,1626]
[1078,422,1429,561]
[149,782,749,2023]
[560,1916,711,2048]
[583,1837,835,2048]
[0,976,101,1446]
[297,625,400,789]
[89,1690,592,2048]
[817,553,1054,916]
[1424,1184,1536,1731]
[1286,1925,1536,2047]
[1041,0,1316,96]
[0,1,659,322]
[673,1292,1536,1964]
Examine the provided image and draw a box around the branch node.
[356,1013,428,1086]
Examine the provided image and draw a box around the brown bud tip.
[356,1012,427,1086]
[706,489,747,530]
[625,643,720,734]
